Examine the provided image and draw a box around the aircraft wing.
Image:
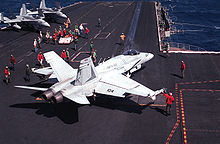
[15,86,48,91]
[95,72,156,99]
[3,18,21,24]
[43,51,77,82]
[32,67,53,75]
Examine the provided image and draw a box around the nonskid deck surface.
[0,2,219,144]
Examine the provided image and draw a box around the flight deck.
[0,1,220,144]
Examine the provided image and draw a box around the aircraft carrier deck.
[0,1,220,144]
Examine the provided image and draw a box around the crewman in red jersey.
[54,28,58,37]
[162,92,174,115]
[61,50,67,60]
[53,34,57,45]
[181,61,186,78]
[4,66,10,84]
[84,27,89,39]
[63,28,67,36]
[59,29,63,38]
[10,54,16,71]
[37,52,44,68]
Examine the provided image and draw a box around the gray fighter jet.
[0,4,50,30]
[15,50,164,105]
[27,0,67,20]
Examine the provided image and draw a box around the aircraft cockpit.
[123,49,140,56]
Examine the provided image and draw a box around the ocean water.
[0,0,220,51]
[161,0,220,51]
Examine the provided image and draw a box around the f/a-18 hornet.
[27,0,67,20]
[0,4,50,30]
[16,49,164,104]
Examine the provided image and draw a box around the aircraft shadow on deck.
[9,78,152,124]
[150,106,168,116]
[90,94,151,114]
[10,101,80,124]
[9,95,150,124]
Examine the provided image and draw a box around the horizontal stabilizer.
[64,93,90,104]
[15,86,48,91]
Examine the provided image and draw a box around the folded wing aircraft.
[0,4,50,30]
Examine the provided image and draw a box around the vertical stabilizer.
[0,13,4,22]
[75,57,98,86]
[40,0,47,9]
[20,4,27,16]
[43,51,77,82]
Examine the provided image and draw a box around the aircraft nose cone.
[44,22,50,27]
[147,53,154,60]
[62,14,67,19]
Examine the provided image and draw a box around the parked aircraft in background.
[27,0,67,20]
[15,50,164,104]
[0,4,50,30]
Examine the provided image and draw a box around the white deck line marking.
[26,52,33,57]
[18,59,24,64]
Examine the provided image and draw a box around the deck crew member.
[64,22,69,29]
[67,18,71,26]
[10,54,16,71]
[66,48,70,63]
[33,39,38,52]
[74,28,80,36]
[39,31,43,38]
[45,30,50,44]
[25,64,31,82]
[73,36,78,50]
[61,50,67,60]
[85,27,90,39]
[74,23,78,29]
[59,28,63,38]
[4,66,10,84]
[63,28,67,36]
[162,92,174,115]
[53,34,57,45]
[97,18,101,27]
[181,61,185,78]
[90,41,94,55]
[79,24,84,35]
[120,33,126,46]
[165,42,170,57]
[37,37,41,49]
[92,50,97,63]
[37,52,44,68]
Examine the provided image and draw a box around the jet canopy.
[123,49,140,56]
